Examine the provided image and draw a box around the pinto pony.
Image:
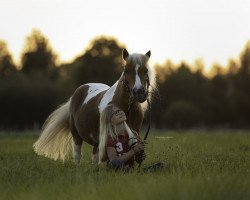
[33,49,156,164]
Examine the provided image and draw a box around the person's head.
[110,106,127,126]
[101,104,127,127]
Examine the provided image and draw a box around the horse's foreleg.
[91,146,99,164]
[70,117,83,165]
[73,143,82,165]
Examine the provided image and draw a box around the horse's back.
[70,83,110,145]
[70,83,109,114]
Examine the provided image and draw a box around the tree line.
[0,29,250,130]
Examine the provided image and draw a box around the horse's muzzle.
[133,88,148,103]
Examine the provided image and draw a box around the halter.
[121,69,151,121]
[121,74,135,111]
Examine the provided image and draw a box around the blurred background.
[1,0,250,130]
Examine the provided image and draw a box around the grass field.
[0,130,250,200]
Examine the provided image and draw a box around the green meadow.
[0,131,249,200]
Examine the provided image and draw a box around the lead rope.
[143,99,151,141]
[137,99,151,172]
[137,76,151,171]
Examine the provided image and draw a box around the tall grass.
[0,131,249,200]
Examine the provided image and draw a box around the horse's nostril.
[133,89,137,96]
[141,87,145,94]
[133,87,145,95]
[139,87,145,94]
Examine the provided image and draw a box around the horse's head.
[122,49,151,103]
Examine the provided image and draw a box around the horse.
[33,49,156,164]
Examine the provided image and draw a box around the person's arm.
[131,130,141,140]
[131,130,147,163]
[106,143,145,163]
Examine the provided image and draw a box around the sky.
[1,0,250,71]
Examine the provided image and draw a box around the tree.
[0,40,16,77]
[153,62,208,128]
[233,41,250,127]
[239,41,250,75]
[69,36,125,87]
[20,29,58,78]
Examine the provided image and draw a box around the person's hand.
[135,150,146,163]
[132,142,145,154]
[128,138,140,148]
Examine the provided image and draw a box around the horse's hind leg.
[70,117,83,165]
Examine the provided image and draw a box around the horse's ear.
[123,49,129,60]
[145,50,151,58]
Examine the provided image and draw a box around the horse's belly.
[73,83,110,145]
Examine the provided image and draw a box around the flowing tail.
[33,99,73,161]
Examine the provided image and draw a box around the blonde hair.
[98,104,116,163]
[98,104,137,163]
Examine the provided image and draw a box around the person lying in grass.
[98,104,146,170]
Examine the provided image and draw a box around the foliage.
[154,42,250,128]
[0,74,69,130]
[0,40,16,77]
[67,36,125,88]
[1,32,250,129]
[20,29,58,79]
[164,101,201,128]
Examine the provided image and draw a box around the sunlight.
[0,0,250,71]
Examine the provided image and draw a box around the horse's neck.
[111,78,144,133]
[112,79,141,114]
[112,79,129,109]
